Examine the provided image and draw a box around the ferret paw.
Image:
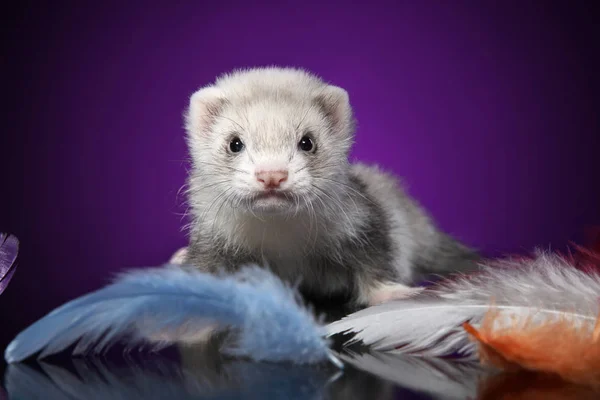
[364,282,425,306]
[169,247,189,264]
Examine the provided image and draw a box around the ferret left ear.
[185,86,227,137]
[314,85,355,136]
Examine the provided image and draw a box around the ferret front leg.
[169,247,189,264]
[169,246,189,264]
[357,279,424,306]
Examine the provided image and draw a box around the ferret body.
[178,67,479,308]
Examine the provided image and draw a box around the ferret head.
[185,67,356,216]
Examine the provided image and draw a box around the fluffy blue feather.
[4,265,334,365]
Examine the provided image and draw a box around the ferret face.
[185,68,355,216]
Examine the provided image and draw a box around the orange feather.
[464,308,600,389]
[464,234,600,390]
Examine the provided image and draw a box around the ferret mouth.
[253,190,292,201]
[247,190,302,214]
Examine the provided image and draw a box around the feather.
[0,232,19,295]
[463,307,600,388]
[4,265,334,365]
[326,250,600,358]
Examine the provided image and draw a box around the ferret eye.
[229,137,244,153]
[298,135,314,152]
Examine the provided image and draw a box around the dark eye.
[298,135,314,152]
[229,137,244,153]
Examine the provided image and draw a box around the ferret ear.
[185,86,227,137]
[313,85,354,136]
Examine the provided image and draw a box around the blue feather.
[4,265,334,365]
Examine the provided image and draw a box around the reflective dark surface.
[3,341,600,399]
[3,296,600,400]
[0,347,473,400]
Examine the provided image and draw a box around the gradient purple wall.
[0,0,598,349]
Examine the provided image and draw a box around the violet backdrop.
[0,0,598,353]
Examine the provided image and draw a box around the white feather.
[326,251,600,357]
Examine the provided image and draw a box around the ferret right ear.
[185,86,226,137]
[313,85,354,137]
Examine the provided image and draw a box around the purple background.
[0,0,598,355]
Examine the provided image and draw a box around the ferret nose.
[255,170,288,188]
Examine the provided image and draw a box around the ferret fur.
[179,67,479,308]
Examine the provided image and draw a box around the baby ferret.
[176,67,479,308]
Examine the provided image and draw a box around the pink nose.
[255,170,288,188]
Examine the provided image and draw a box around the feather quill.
[4,265,334,365]
[0,232,19,295]
[326,251,600,358]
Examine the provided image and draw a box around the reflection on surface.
[338,351,487,399]
[2,337,403,400]
[4,343,598,400]
[1,347,435,400]
[475,369,600,400]
[5,357,335,400]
